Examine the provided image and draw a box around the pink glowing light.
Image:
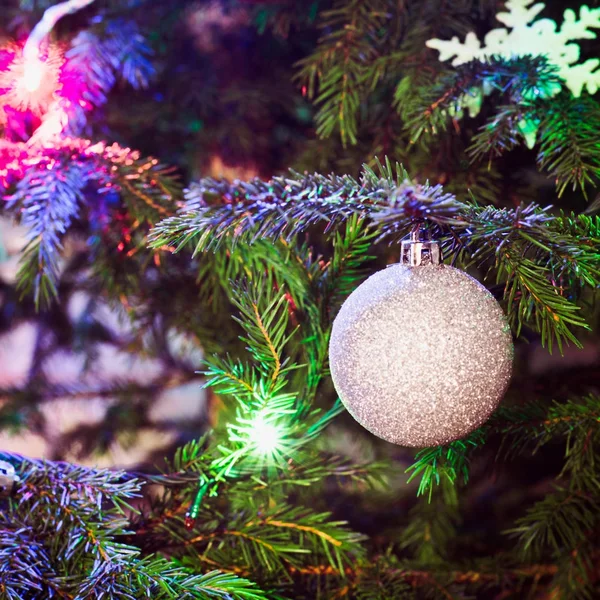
[0,40,96,145]
[0,0,106,187]
[0,138,117,190]
[0,43,63,124]
[28,104,69,145]
[0,140,29,189]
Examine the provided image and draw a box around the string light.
[183,411,289,528]
[184,480,210,530]
[246,413,284,457]
[0,0,97,142]
[22,0,97,64]
[0,43,62,120]
[21,55,45,93]
[222,405,293,470]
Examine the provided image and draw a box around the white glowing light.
[247,414,283,456]
[22,57,45,93]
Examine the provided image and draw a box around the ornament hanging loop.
[400,223,441,266]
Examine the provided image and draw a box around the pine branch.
[547,212,600,287]
[0,452,268,599]
[467,103,530,162]
[230,281,296,384]
[405,432,484,501]
[202,322,339,479]
[2,139,181,307]
[0,528,61,600]
[102,143,181,223]
[353,554,413,600]
[325,213,378,312]
[63,18,154,134]
[195,261,350,481]
[148,165,464,256]
[234,452,389,493]
[294,0,395,146]
[448,203,599,352]
[497,253,586,353]
[406,395,600,501]
[203,356,258,399]
[506,488,599,564]
[151,163,599,349]
[469,93,600,198]
[537,94,600,198]
[407,55,600,195]
[399,485,460,564]
[7,158,92,308]
[170,502,365,576]
[493,396,600,477]
[405,55,561,142]
[251,504,366,573]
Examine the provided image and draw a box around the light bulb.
[247,414,283,456]
[22,57,45,93]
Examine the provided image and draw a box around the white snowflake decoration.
[427,0,600,98]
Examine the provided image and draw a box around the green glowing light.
[247,413,284,456]
[222,402,296,473]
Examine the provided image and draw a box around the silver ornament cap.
[329,232,513,447]
[0,460,18,498]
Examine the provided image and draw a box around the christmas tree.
[1,0,600,598]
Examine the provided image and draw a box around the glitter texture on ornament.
[329,264,513,447]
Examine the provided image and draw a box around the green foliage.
[148,164,464,256]
[409,55,600,196]
[108,151,181,225]
[405,433,483,501]
[508,488,598,560]
[500,394,600,592]
[326,214,377,312]
[497,254,587,352]
[537,94,600,198]
[0,453,266,599]
[507,487,599,600]
[230,281,297,383]
[151,162,600,351]
[406,55,561,142]
[400,395,600,597]
[297,0,600,197]
[295,0,399,146]
[353,554,413,600]
[407,395,600,501]
[2,2,600,598]
[7,160,90,308]
[202,275,346,479]
[399,482,460,563]
[2,140,181,309]
[452,203,600,352]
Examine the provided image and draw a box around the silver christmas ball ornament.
[329,231,513,447]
